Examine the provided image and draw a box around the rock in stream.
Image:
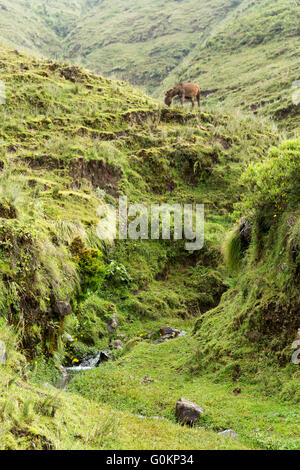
[57,350,111,389]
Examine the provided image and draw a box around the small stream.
[56,328,187,390]
[56,350,111,389]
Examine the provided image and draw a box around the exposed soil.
[0,201,17,219]
[59,66,86,83]
[24,156,122,196]
[10,426,53,450]
[70,158,122,197]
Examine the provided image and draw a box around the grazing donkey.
[164,82,201,109]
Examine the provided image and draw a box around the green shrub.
[235,140,300,220]
[70,236,106,298]
[71,295,120,346]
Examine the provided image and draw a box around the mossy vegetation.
[0,43,298,450]
[193,140,300,403]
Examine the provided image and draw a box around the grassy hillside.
[0,1,88,56]
[0,45,299,450]
[0,44,281,355]
[0,0,299,128]
[63,0,243,88]
[161,0,300,130]
[0,0,241,77]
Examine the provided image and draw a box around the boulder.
[100,350,111,362]
[107,313,118,334]
[141,375,154,384]
[159,326,175,336]
[55,301,72,317]
[218,429,239,438]
[112,339,123,350]
[158,326,184,343]
[0,340,7,365]
[117,334,126,340]
[175,398,204,426]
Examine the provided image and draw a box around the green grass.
[161,0,300,129]
[68,333,300,450]
[0,43,298,450]
[0,320,251,450]
[0,44,281,356]
[0,0,299,128]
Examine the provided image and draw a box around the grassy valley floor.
[1,322,298,450]
[67,327,300,450]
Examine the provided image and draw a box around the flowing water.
[56,351,111,389]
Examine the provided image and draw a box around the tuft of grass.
[223,226,243,273]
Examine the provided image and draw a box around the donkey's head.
[164,89,174,107]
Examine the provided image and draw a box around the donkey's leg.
[197,92,201,108]
[180,92,185,107]
[191,98,195,109]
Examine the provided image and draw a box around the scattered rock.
[218,429,239,438]
[112,339,123,350]
[107,313,118,334]
[141,375,154,384]
[63,333,74,343]
[55,301,72,317]
[100,350,111,362]
[157,326,186,343]
[159,326,175,336]
[175,398,204,426]
[0,340,7,365]
[233,387,242,395]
